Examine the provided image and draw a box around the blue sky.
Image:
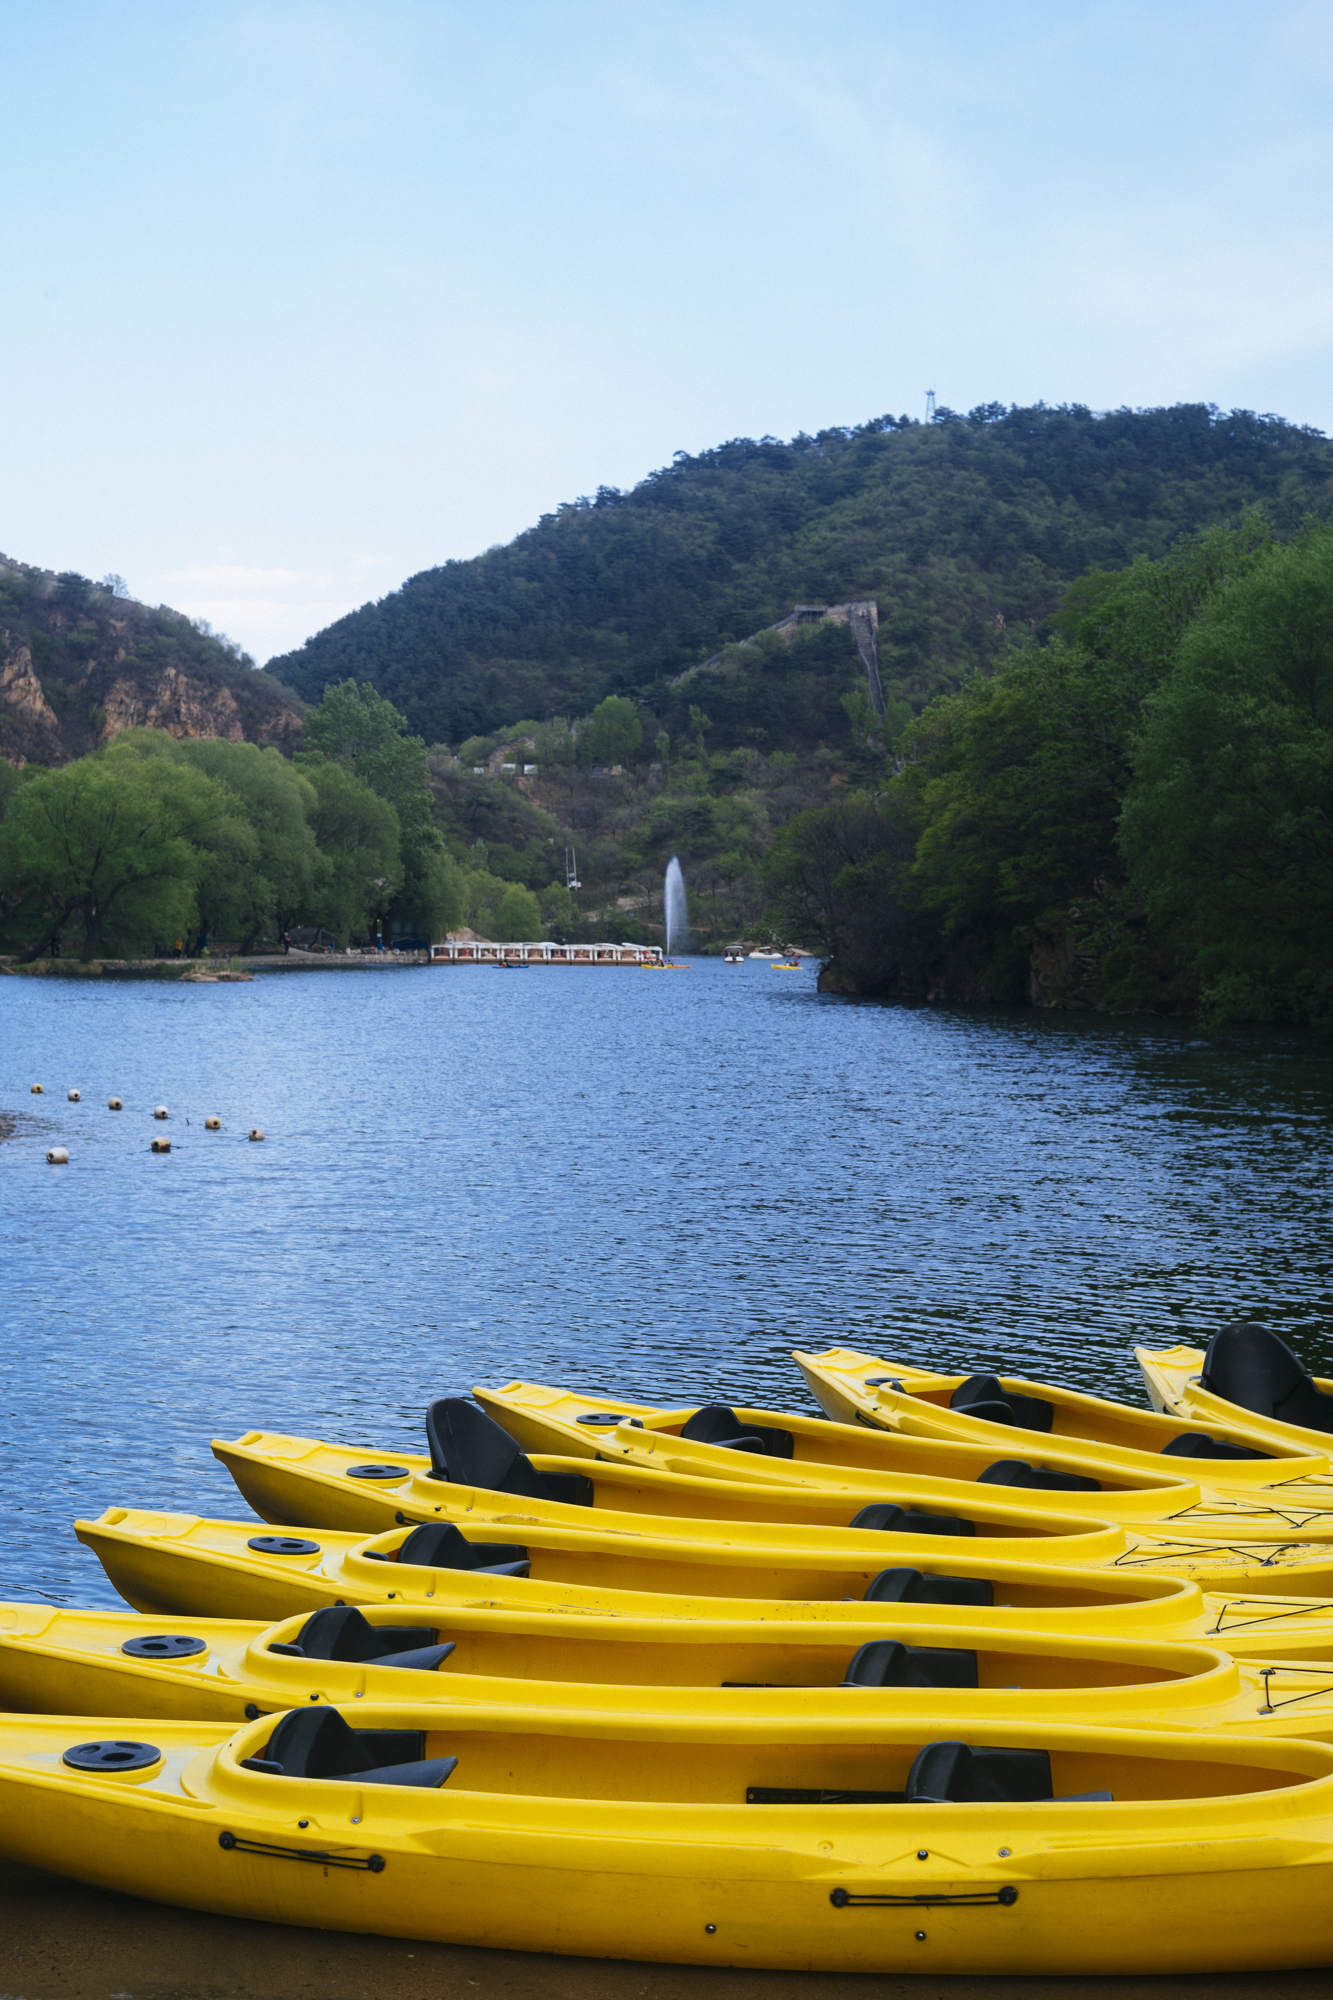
[3,1,1332,661]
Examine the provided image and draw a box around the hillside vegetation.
[763,513,1333,1022]
[269,404,1333,746]
[0,557,303,768]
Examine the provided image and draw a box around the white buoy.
[30,1084,42,1095]
[153,1105,169,1120]
[67,1089,81,1102]
[205,1116,221,1130]
[150,1136,171,1154]
[248,1127,265,1142]
[46,1146,68,1165]
[108,1098,123,1111]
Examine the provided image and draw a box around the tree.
[1119,524,1333,1019]
[494,882,541,938]
[0,739,240,959]
[174,738,319,948]
[303,679,451,932]
[577,696,642,766]
[301,760,402,944]
[539,881,578,932]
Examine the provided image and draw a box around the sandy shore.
[4,1859,1328,2000]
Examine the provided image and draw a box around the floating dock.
[430,940,663,966]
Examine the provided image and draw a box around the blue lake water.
[3,959,1333,1607]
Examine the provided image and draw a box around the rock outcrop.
[0,556,303,768]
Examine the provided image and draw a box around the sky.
[3,0,1333,664]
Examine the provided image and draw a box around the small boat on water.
[2,1705,1332,1972]
[13,1596,1333,1741]
[1138,1323,1333,1454]
[74,1502,1333,1642]
[470,1380,1333,1543]
[791,1346,1324,1475]
[212,1400,1130,1556]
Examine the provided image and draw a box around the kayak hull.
[2,1706,1333,1972]
[470,1381,1333,1542]
[1138,1344,1333,1456]
[793,1345,1330,1480]
[70,1508,1333,1660]
[18,1598,1333,1742]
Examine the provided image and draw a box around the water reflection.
[2,963,1331,1604]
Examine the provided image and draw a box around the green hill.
[268,403,1333,747]
[0,557,303,768]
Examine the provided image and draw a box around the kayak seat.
[284,1605,455,1672]
[1161,1432,1271,1462]
[679,1405,795,1458]
[864,1567,993,1607]
[849,1504,975,1537]
[949,1374,1055,1434]
[907,1739,1111,1804]
[426,1398,595,1506]
[842,1640,978,1689]
[396,1522,530,1575]
[259,1708,457,1789]
[978,1460,1101,1493]
[1200,1323,1333,1434]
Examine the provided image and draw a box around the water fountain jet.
[664,857,689,961]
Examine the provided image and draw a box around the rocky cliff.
[0,556,303,767]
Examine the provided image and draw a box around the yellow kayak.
[215,1410,1140,1547]
[1138,1323,1333,1454]
[14,1597,1333,1743]
[74,1506,1333,1635]
[793,1345,1324,1477]
[3,1704,1333,1972]
[469,1380,1333,1541]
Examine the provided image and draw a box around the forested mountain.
[0,557,303,768]
[269,404,1333,744]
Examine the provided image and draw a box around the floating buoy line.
[13,1092,270,1165]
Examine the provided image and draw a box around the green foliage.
[576,695,642,766]
[494,882,542,938]
[269,405,1333,746]
[0,735,241,959]
[1119,525,1333,1019]
[762,513,1333,1017]
[174,738,320,948]
[539,881,578,931]
[301,679,452,933]
[300,760,402,944]
[0,555,300,767]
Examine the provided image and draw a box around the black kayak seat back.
[978,1459,1100,1494]
[843,1640,978,1689]
[261,1708,457,1789]
[679,1405,795,1459]
[425,1398,595,1506]
[1161,1431,1270,1463]
[849,1504,975,1537]
[1199,1323,1333,1435]
[905,1739,1111,1804]
[396,1521,530,1575]
[287,1605,454,1672]
[949,1374,1054,1434]
[906,1741,1051,1804]
[864,1567,993,1608]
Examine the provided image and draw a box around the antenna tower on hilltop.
[926,389,936,422]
